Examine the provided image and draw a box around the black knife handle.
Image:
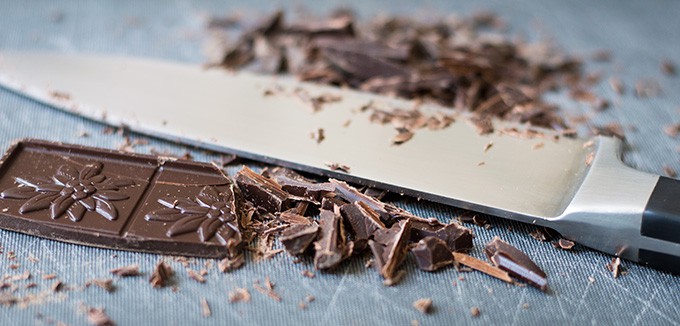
[640,176,680,274]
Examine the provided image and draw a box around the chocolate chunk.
[320,195,346,211]
[278,210,313,225]
[411,236,455,271]
[330,179,408,225]
[410,217,473,252]
[263,167,334,201]
[313,210,353,270]
[235,166,290,213]
[368,219,411,284]
[280,223,319,256]
[0,140,244,259]
[340,201,386,249]
[484,237,547,291]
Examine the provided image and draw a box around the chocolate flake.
[392,129,414,145]
[187,269,206,283]
[90,279,114,292]
[452,252,513,284]
[219,255,245,272]
[368,219,411,284]
[149,261,173,288]
[412,298,433,314]
[484,237,547,291]
[663,124,680,137]
[608,77,625,95]
[313,210,353,269]
[110,265,140,277]
[253,277,281,302]
[310,128,325,144]
[411,236,455,271]
[301,270,315,278]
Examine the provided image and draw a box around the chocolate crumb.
[606,257,622,278]
[325,162,351,173]
[253,277,281,302]
[301,270,315,278]
[557,239,575,250]
[86,307,115,326]
[42,274,57,280]
[531,142,544,150]
[663,124,680,137]
[392,129,414,145]
[661,59,676,76]
[412,298,433,314]
[149,261,173,288]
[90,279,114,292]
[311,128,325,144]
[663,165,677,178]
[50,280,63,292]
[200,298,211,317]
[219,255,245,273]
[228,288,251,303]
[187,269,206,283]
[608,77,625,95]
[483,141,493,153]
[470,306,481,317]
[585,152,595,166]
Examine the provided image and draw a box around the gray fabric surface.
[1,0,679,325]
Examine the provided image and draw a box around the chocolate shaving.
[200,298,211,317]
[89,279,114,292]
[325,162,351,173]
[313,210,353,269]
[264,167,334,201]
[110,265,140,277]
[606,257,623,278]
[411,236,455,271]
[368,219,411,284]
[664,124,680,137]
[187,269,206,283]
[228,288,251,303]
[149,261,173,288]
[484,237,547,291]
[452,252,513,284]
[218,254,245,273]
[608,77,625,95]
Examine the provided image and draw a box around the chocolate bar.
[0,140,244,258]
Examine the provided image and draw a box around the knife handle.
[639,176,680,274]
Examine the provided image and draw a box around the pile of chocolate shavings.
[204,9,595,142]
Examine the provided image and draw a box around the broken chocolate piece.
[368,219,411,284]
[411,236,455,271]
[280,223,319,255]
[235,166,290,213]
[263,167,334,201]
[86,306,115,326]
[484,237,547,291]
[0,140,244,258]
[320,195,346,211]
[278,210,313,225]
[340,201,386,249]
[313,210,353,269]
[110,265,140,277]
[409,217,473,252]
[330,179,408,225]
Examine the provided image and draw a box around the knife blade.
[0,52,678,272]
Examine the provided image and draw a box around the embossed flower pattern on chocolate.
[145,186,241,244]
[0,162,135,222]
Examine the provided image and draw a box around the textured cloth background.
[1,0,679,325]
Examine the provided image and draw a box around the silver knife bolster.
[552,137,680,269]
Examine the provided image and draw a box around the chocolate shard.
[0,140,244,259]
[278,210,312,225]
[235,166,290,213]
[410,217,473,252]
[320,195,346,211]
[368,219,412,284]
[263,167,334,201]
[411,236,455,271]
[313,209,353,270]
[330,179,408,225]
[340,201,386,250]
[484,237,547,291]
[280,223,319,256]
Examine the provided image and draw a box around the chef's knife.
[0,52,678,273]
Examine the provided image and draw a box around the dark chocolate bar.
[0,140,244,258]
